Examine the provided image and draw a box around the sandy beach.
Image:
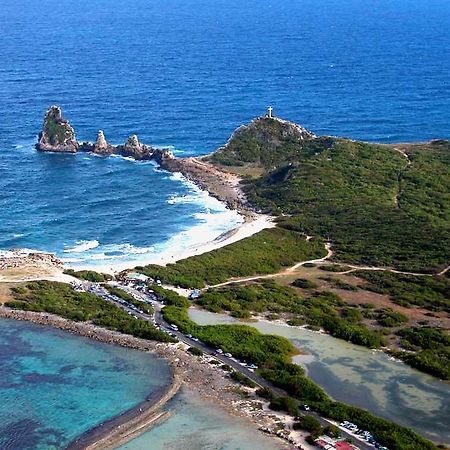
[85,213,275,274]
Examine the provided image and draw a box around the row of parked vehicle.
[340,421,389,450]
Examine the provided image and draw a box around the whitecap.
[63,240,100,253]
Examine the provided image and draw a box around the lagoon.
[189,308,450,444]
[0,317,171,449]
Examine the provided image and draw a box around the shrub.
[63,269,112,282]
[291,278,318,289]
[187,346,204,356]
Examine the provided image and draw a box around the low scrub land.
[199,281,383,348]
[197,280,450,379]
[6,281,173,343]
[394,326,450,379]
[136,228,325,288]
[354,270,450,313]
[211,118,450,273]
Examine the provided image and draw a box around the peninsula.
[3,106,446,450]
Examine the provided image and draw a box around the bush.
[63,269,112,282]
[230,371,257,388]
[294,415,322,434]
[187,346,203,356]
[324,424,341,438]
[269,396,299,416]
[291,278,318,289]
[377,308,408,327]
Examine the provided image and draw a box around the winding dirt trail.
[206,242,333,289]
[206,240,447,290]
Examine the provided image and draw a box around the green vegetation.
[323,424,341,438]
[43,107,73,145]
[150,285,191,307]
[63,269,112,282]
[156,288,438,450]
[354,271,450,313]
[198,280,300,315]
[136,228,325,288]
[230,370,257,388]
[187,346,204,356]
[311,400,437,450]
[376,308,408,328]
[291,278,318,289]
[104,285,153,314]
[395,327,450,379]
[162,305,295,366]
[318,265,352,273]
[212,119,449,273]
[6,281,174,343]
[269,396,299,416]
[293,415,322,435]
[198,281,383,349]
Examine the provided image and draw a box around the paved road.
[84,281,374,450]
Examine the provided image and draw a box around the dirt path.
[207,242,333,289]
[206,240,447,290]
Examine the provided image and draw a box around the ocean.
[1,0,449,448]
[1,0,449,268]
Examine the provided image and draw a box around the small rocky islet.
[36,105,175,163]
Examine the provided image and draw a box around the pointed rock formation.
[92,130,114,155]
[96,130,108,149]
[36,106,79,153]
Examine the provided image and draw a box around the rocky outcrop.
[115,134,153,160]
[92,130,115,155]
[0,250,63,271]
[36,106,175,163]
[36,106,79,152]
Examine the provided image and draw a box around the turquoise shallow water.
[0,318,171,449]
[120,389,284,450]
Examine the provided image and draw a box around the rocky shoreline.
[0,251,62,272]
[0,307,295,449]
[35,106,255,217]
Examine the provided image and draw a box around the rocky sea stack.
[36,106,79,153]
[35,106,175,163]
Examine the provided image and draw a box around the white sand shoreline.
[69,213,275,275]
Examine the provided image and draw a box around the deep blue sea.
[1,0,450,267]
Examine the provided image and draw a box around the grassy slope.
[136,228,325,288]
[212,118,450,273]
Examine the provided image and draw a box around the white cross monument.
[267,106,273,118]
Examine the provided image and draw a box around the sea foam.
[64,240,100,253]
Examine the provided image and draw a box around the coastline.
[77,157,275,274]
[82,213,275,274]
[0,307,296,450]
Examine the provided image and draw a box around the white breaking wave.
[63,240,100,253]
